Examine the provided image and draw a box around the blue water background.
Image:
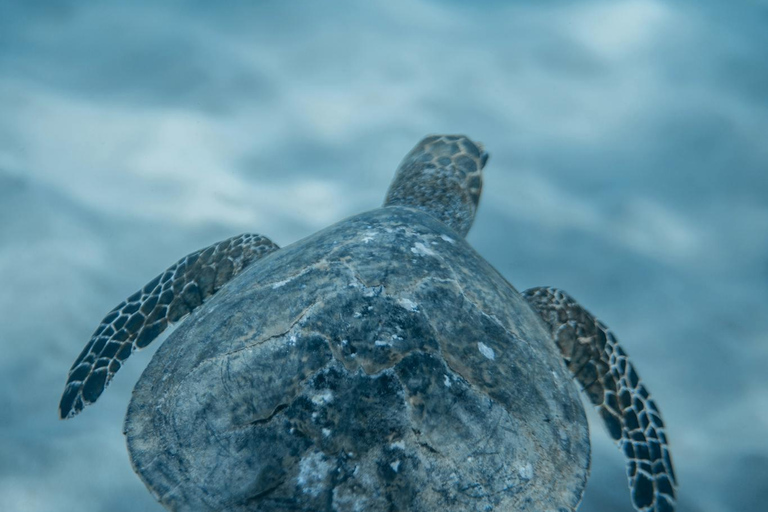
[1,1,767,510]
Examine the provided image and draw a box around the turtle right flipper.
[59,233,279,420]
[523,287,677,512]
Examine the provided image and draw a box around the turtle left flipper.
[59,233,279,420]
[523,287,677,512]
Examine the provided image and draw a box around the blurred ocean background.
[1,0,767,510]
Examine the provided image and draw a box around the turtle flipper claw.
[59,233,279,419]
[523,287,677,512]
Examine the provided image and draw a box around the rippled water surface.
[1,1,767,511]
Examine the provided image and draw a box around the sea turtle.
[60,135,676,512]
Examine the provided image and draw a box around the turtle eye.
[470,189,481,206]
[467,175,482,206]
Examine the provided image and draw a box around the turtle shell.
[124,206,590,512]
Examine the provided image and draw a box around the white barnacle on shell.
[518,463,534,480]
[311,390,334,405]
[410,242,436,257]
[477,342,495,360]
[297,451,332,497]
[397,297,419,311]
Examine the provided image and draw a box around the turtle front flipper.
[523,287,677,512]
[59,233,279,420]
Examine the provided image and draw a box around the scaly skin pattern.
[384,134,488,238]
[523,287,677,512]
[59,233,278,419]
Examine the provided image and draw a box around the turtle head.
[384,134,488,237]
